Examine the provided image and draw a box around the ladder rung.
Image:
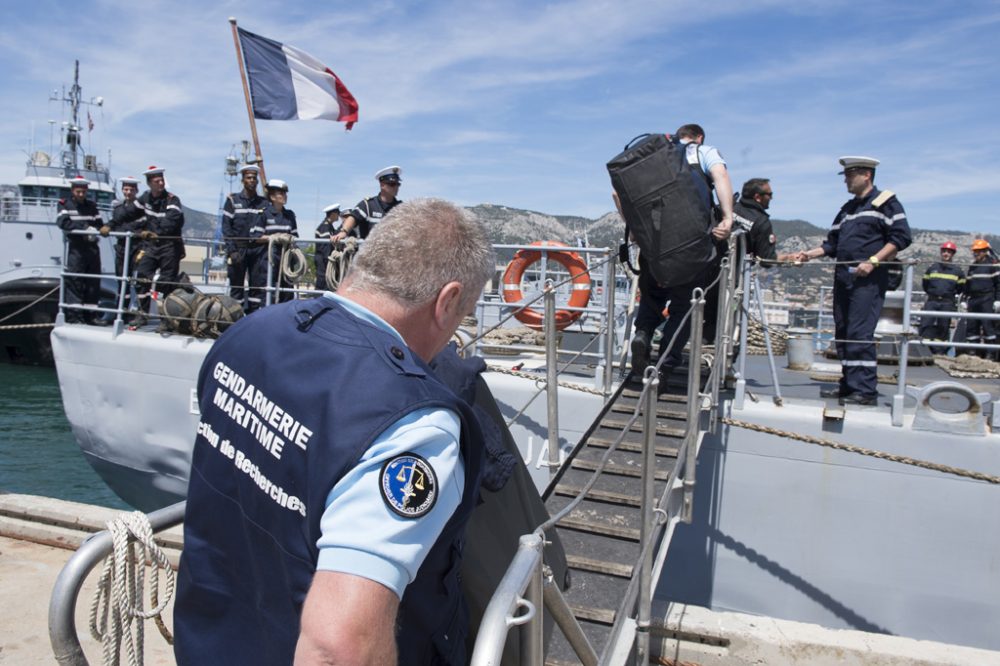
[566,554,633,578]
[556,515,640,541]
[571,458,673,482]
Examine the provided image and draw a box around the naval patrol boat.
[48,230,1000,664]
[0,61,117,365]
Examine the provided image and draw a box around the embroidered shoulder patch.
[380,453,438,518]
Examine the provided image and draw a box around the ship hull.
[0,278,60,365]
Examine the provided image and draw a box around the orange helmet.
[940,241,957,251]
[971,239,991,251]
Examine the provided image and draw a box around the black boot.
[630,330,651,379]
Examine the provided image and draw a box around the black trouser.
[64,242,101,323]
[245,246,269,312]
[314,246,330,291]
[251,246,294,305]
[832,267,888,398]
[227,247,249,306]
[966,295,997,359]
[135,241,183,315]
[919,298,956,353]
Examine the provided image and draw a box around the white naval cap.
[119,176,140,186]
[266,179,289,191]
[838,156,880,174]
[375,165,402,182]
[323,203,341,213]
[68,175,90,188]
[143,165,165,178]
[239,164,260,175]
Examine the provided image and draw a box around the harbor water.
[0,364,127,509]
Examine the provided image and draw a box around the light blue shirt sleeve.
[315,406,465,599]
[695,143,726,173]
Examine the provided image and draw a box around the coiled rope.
[89,511,175,666]
[272,234,307,282]
[326,237,359,291]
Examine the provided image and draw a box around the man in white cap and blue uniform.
[104,176,147,280]
[56,175,104,324]
[222,164,267,308]
[134,165,186,325]
[334,166,403,241]
[314,203,342,291]
[800,156,912,405]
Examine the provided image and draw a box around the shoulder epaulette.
[871,190,896,207]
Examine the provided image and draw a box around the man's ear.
[434,281,464,324]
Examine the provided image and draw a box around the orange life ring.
[502,241,591,330]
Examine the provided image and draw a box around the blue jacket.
[175,297,484,665]
[822,187,911,281]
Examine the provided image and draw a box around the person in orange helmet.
[964,239,1000,360]
[919,241,965,353]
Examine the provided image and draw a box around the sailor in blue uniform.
[333,165,403,241]
[56,176,104,324]
[800,156,912,405]
[249,179,299,307]
[222,165,266,309]
[313,203,341,291]
[918,241,965,352]
[103,176,146,282]
[964,239,1000,360]
[175,198,496,666]
[133,166,185,324]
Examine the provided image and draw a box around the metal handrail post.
[49,501,187,666]
[113,233,132,327]
[542,575,598,666]
[635,370,660,664]
[892,263,915,426]
[709,255,731,416]
[523,548,544,665]
[753,273,783,406]
[264,238,274,307]
[56,235,68,324]
[683,288,705,523]
[544,283,560,468]
[602,248,616,395]
[470,533,545,666]
[734,257,753,409]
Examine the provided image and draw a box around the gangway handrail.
[49,501,186,666]
[472,234,742,664]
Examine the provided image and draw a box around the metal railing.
[470,236,744,665]
[729,255,1000,423]
[48,502,186,666]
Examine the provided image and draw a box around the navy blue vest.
[175,297,484,665]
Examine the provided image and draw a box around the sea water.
[0,364,127,509]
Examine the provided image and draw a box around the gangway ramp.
[542,371,703,664]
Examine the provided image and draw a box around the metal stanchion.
[635,370,659,665]
[893,263,915,426]
[544,283,560,468]
[602,249,616,396]
[682,288,705,523]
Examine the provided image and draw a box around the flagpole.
[229,17,267,184]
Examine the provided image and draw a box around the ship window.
[94,191,113,204]
[20,185,40,198]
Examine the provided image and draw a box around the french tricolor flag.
[237,27,358,129]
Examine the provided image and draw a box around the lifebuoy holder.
[502,241,592,330]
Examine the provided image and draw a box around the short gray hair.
[347,198,494,310]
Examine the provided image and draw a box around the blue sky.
[1,0,998,235]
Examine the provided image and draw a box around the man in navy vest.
[175,198,495,665]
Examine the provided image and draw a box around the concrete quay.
[0,493,179,665]
[2,492,998,665]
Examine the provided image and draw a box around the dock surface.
[0,494,177,665]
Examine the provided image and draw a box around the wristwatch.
[868,255,880,266]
